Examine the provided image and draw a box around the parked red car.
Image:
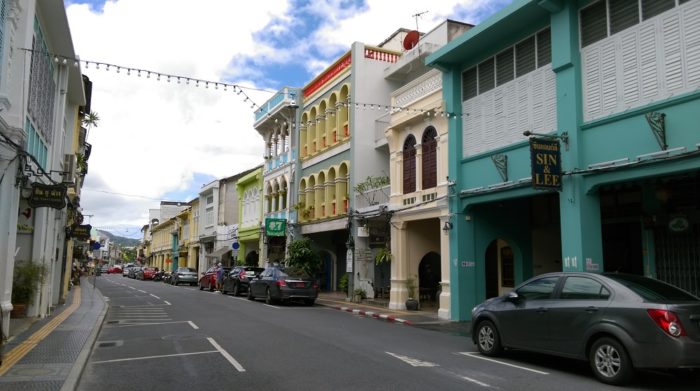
[107,265,122,274]
[199,266,229,291]
[136,267,158,280]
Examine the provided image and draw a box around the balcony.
[354,185,390,212]
[254,88,299,125]
[384,41,441,80]
[391,69,442,109]
[265,150,295,173]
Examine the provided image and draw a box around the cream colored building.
[384,20,471,319]
[150,218,176,271]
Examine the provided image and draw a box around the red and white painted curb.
[331,306,412,325]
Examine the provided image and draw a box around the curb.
[331,305,413,325]
[61,278,107,391]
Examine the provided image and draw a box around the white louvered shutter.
[639,23,659,101]
[583,46,602,121]
[683,2,700,87]
[620,29,640,106]
[662,12,683,93]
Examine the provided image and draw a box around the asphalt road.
[77,274,700,391]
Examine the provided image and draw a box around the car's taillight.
[647,309,687,337]
[240,271,246,279]
[276,280,287,287]
[312,282,319,289]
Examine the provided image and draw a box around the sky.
[64,0,512,239]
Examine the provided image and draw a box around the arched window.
[403,135,416,194]
[421,126,437,189]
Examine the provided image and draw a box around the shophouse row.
[141,0,700,321]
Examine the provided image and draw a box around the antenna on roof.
[412,10,428,31]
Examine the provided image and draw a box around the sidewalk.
[0,276,106,391]
[316,291,472,337]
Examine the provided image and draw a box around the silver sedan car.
[471,272,700,385]
[170,267,198,286]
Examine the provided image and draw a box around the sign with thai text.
[530,138,562,190]
[28,183,67,209]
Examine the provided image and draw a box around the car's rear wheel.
[265,288,275,305]
[232,283,239,296]
[247,287,255,300]
[589,337,633,385]
[199,282,204,290]
[475,320,502,356]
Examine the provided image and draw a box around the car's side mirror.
[506,291,520,302]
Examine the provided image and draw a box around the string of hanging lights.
[21,47,270,112]
[23,48,468,120]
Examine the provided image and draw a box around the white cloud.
[65,0,507,237]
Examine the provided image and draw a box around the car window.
[516,276,559,300]
[604,273,699,301]
[560,277,610,300]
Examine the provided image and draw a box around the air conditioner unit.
[62,154,76,184]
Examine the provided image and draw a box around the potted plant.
[339,273,349,297]
[405,276,419,310]
[375,246,392,265]
[353,287,366,303]
[11,260,46,318]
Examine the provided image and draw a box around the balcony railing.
[355,185,390,210]
[392,69,442,109]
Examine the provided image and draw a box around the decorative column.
[389,220,408,310]
[415,142,423,192]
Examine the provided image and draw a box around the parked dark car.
[171,267,198,286]
[222,266,264,296]
[248,265,318,306]
[136,267,157,280]
[199,266,229,291]
[471,272,700,385]
[127,266,142,279]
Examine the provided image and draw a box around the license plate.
[295,282,306,288]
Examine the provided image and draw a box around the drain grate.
[107,320,120,324]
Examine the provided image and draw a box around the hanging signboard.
[72,224,92,240]
[265,218,286,237]
[529,138,562,191]
[28,183,67,209]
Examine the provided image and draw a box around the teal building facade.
[428,0,700,320]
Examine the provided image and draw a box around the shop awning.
[205,247,231,258]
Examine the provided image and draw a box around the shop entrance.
[418,252,440,306]
[485,239,514,299]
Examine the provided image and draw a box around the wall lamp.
[442,221,453,231]
[523,130,569,150]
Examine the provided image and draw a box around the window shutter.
[516,36,536,77]
[537,28,552,67]
[583,46,603,119]
[642,0,674,21]
[496,48,514,86]
[478,58,495,93]
[683,1,700,86]
[610,0,639,35]
[421,127,437,190]
[462,67,477,101]
[638,23,659,99]
[581,1,608,47]
[662,12,683,92]
[620,30,641,105]
[402,136,416,194]
[601,40,618,114]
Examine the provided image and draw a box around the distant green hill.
[96,230,140,247]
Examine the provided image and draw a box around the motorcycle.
[162,271,172,284]
[153,270,164,281]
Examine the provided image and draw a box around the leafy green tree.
[286,237,321,277]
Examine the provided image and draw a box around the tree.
[285,237,321,277]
